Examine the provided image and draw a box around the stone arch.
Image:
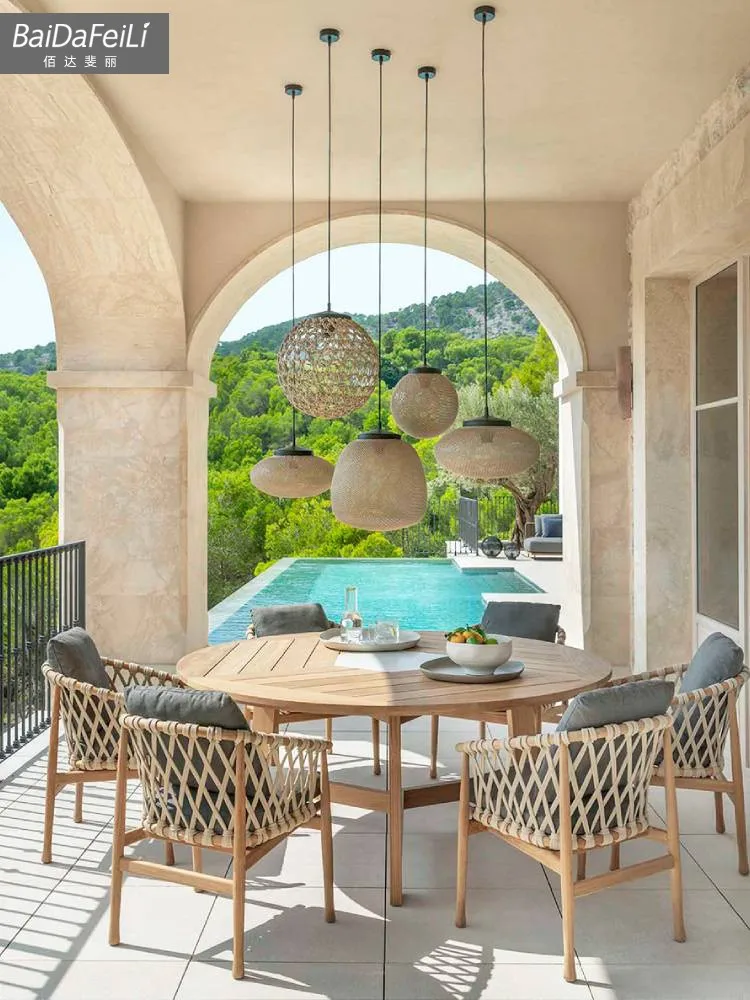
[190,211,588,648]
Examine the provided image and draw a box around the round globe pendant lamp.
[251,84,333,499]
[277,29,378,420]
[434,6,539,480]
[390,66,458,439]
[331,49,427,531]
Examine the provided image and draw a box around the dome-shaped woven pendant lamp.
[277,29,378,420]
[391,66,458,439]
[331,49,427,531]
[435,7,539,481]
[251,84,333,499]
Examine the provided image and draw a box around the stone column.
[631,277,692,671]
[48,371,215,666]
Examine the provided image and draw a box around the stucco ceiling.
[36,0,750,202]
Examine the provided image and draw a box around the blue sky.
[0,203,486,352]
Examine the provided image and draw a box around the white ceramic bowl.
[445,634,513,673]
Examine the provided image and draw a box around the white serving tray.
[319,627,421,653]
[419,656,525,684]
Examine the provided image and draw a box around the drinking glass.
[375,619,399,642]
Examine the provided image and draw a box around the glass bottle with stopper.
[341,586,363,641]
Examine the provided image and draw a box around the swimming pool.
[209,558,543,643]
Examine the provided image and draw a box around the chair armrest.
[104,658,186,693]
[523,521,536,540]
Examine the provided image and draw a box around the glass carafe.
[341,586,363,641]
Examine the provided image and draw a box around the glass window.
[696,404,739,628]
[696,263,738,405]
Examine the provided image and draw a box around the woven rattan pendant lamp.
[390,66,458,439]
[435,6,539,481]
[251,84,334,499]
[277,29,378,420]
[331,49,427,531]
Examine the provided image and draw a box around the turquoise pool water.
[209,558,542,643]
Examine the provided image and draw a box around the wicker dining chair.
[41,654,184,864]
[109,715,335,980]
[424,602,566,780]
[455,714,685,982]
[605,663,749,875]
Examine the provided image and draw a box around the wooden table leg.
[252,707,278,734]
[388,717,404,907]
[507,705,541,738]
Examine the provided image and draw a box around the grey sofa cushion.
[681,633,744,693]
[481,601,561,643]
[123,686,266,795]
[557,680,674,733]
[523,537,563,555]
[47,628,111,690]
[534,514,544,536]
[540,514,563,539]
[252,603,332,637]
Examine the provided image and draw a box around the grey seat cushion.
[252,603,332,637]
[523,537,563,555]
[481,601,561,643]
[680,633,744,693]
[47,627,111,690]
[123,686,267,795]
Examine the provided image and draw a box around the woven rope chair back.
[669,669,748,777]
[122,715,322,850]
[43,663,124,770]
[469,715,671,850]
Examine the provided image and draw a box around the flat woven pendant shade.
[391,366,459,438]
[434,417,539,480]
[277,311,378,419]
[250,448,333,499]
[331,432,427,530]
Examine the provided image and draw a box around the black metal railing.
[457,496,480,555]
[0,541,85,758]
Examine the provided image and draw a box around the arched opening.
[193,215,586,647]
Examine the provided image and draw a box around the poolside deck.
[2,717,749,999]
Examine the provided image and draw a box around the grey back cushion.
[680,632,744,693]
[557,680,675,733]
[481,601,561,643]
[540,514,563,539]
[252,602,331,637]
[123,686,265,794]
[47,627,111,690]
[534,515,544,537]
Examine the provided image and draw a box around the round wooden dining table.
[177,630,611,905]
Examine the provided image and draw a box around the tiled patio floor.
[1,716,749,999]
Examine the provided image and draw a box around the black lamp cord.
[422,71,429,366]
[481,13,489,418]
[376,53,384,431]
[326,35,333,313]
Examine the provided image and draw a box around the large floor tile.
[177,960,384,999]
[385,888,567,966]
[195,887,384,966]
[584,961,750,999]
[386,960,591,998]
[723,890,750,927]
[251,831,385,889]
[402,833,548,890]
[649,778,750,837]
[0,953,187,999]
[403,802,460,834]
[681,834,750,891]
[12,882,216,962]
[570,890,750,966]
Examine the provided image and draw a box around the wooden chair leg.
[42,686,60,864]
[108,731,129,947]
[609,842,621,871]
[232,746,247,980]
[663,729,686,942]
[559,746,577,982]
[430,716,439,780]
[164,841,175,867]
[320,751,336,924]
[728,694,749,876]
[576,852,586,881]
[455,755,470,928]
[325,718,333,744]
[371,718,381,777]
[192,846,204,891]
[714,792,725,834]
[74,782,83,824]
